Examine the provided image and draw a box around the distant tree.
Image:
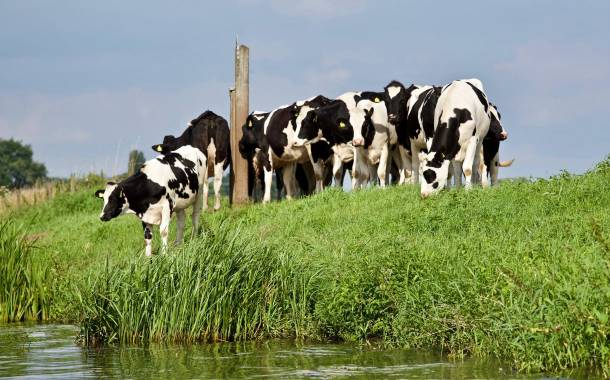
[0,138,47,189]
[127,150,146,176]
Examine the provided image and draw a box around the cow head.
[384,80,417,125]
[488,104,507,141]
[151,135,178,155]
[299,101,354,146]
[94,182,129,221]
[239,114,262,159]
[420,156,451,198]
[353,107,376,148]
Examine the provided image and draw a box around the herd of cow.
[95,78,512,256]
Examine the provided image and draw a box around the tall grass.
[78,223,316,345]
[0,220,50,322]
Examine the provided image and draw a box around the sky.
[0,0,609,178]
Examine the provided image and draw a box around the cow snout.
[500,131,508,141]
[100,214,110,222]
[352,138,364,147]
[421,191,431,199]
[292,139,305,147]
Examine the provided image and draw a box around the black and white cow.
[403,85,443,184]
[95,145,207,256]
[383,80,420,184]
[480,104,512,187]
[152,110,230,211]
[239,108,328,201]
[297,98,357,186]
[421,79,501,197]
[342,91,397,189]
[260,96,335,202]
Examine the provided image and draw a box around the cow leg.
[282,162,297,200]
[202,175,210,211]
[159,204,171,253]
[142,222,153,257]
[452,160,462,188]
[410,142,421,185]
[332,155,343,188]
[472,145,482,185]
[263,166,273,203]
[490,152,500,186]
[213,161,224,210]
[191,190,204,238]
[462,137,480,189]
[175,209,186,245]
[378,144,390,188]
[312,160,324,193]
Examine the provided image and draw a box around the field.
[1,157,609,375]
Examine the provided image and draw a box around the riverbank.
[2,157,609,374]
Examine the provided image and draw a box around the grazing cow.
[297,99,357,186]
[260,96,335,202]
[421,79,501,197]
[152,110,230,211]
[95,145,206,256]
[480,104,512,187]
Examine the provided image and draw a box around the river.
[0,323,590,379]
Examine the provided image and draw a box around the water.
[0,324,591,379]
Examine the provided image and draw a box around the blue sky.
[1,1,609,178]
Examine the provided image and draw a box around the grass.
[1,156,609,374]
[0,220,50,322]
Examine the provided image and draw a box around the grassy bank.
[2,157,609,374]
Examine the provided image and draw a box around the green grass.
[1,157,610,374]
[0,220,50,322]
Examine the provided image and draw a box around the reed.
[78,223,316,345]
[0,220,50,322]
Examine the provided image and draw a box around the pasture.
[1,157,609,374]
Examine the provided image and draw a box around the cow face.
[488,104,507,141]
[239,113,268,159]
[95,182,128,221]
[299,101,354,146]
[356,108,376,148]
[151,135,178,155]
[420,157,450,198]
[384,81,417,125]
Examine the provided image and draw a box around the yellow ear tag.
[339,121,346,128]
[156,145,163,152]
[248,120,253,127]
[374,97,381,103]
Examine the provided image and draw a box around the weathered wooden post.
[229,44,250,205]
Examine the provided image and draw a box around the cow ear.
[152,144,164,153]
[94,189,105,198]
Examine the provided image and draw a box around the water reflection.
[0,323,592,379]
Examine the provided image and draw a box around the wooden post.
[230,44,250,205]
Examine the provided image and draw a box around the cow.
[421,79,501,197]
[95,145,206,256]
[343,91,396,189]
[297,98,357,187]
[480,104,512,187]
[151,110,230,211]
[384,80,420,184]
[239,109,326,201]
[403,85,443,184]
[260,96,335,202]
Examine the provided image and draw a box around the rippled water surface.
[0,324,592,379]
